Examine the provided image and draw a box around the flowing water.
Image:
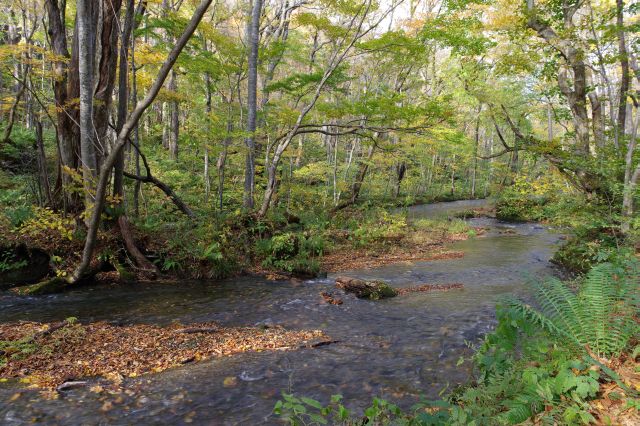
[0,200,563,425]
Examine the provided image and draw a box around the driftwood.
[32,320,71,340]
[335,276,397,299]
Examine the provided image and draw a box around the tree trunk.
[204,72,212,201]
[169,70,179,160]
[117,215,159,275]
[471,108,481,198]
[44,0,79,211]
[93,0,123,167]
[77,0,98,213]
[616,0,629,137]
[621,107,639,233]
[131,31,141,216]
[243,0,263,209]
[393,162,406,199]
[34,121,53,206]
[217,120,232,211]
[450,156,456,197]
[332,144,375,211]
[114,0,137,200]
[1,66,29,144]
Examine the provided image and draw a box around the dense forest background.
[1,0,639,283]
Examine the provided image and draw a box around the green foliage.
[274,393,449,425]
[256,231,324,276]
[4,205,33,229]
[449,259,639,423]
[0,248,28,273]
[503,262,639,358]
[348,210,407,248]
[552,227,629,274]
[19,207,75,241]
[145,220,239,280]
[496,191,549,222]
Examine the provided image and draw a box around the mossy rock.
[335,276,397,300]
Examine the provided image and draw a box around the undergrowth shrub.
[256,231,324,276]
[552,226,627,273]
[144,220,239,279]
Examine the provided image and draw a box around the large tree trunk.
[93,0,123,167]
[527,1,590,155]
[45,0,79,211]
[243,0,263,209]
[621,107,639,234]
[616,0,629,138]
[77,0,98,213]
[114,0,137,200]
[131,30,142,216]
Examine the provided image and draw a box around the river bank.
[1,200,492,294]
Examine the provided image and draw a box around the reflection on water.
[0,200,563,425]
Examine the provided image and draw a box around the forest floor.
[0,320,327,390]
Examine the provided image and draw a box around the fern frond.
[505,262,639,358]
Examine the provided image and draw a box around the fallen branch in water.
[396,283,464,295]
[56,381,87,392]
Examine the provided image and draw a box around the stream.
[0,200,564,425]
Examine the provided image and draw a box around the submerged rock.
[320,291,343,305]
[335,276,397,300]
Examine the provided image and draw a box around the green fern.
[505,262,639,358]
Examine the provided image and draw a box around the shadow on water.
[0,200,564,425]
